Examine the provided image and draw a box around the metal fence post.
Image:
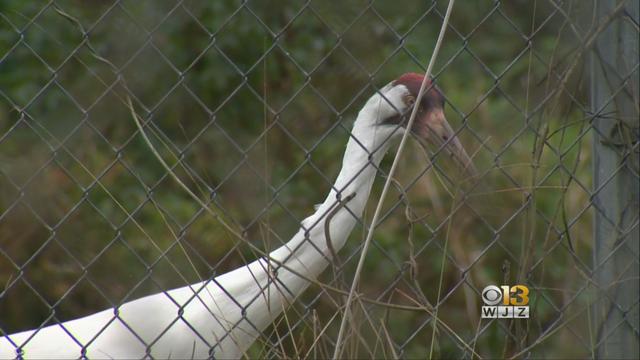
[591,0,639,358]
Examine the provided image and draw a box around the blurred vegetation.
[0,0,600,358]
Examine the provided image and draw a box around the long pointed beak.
[414,109,476,177]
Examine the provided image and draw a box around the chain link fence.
[0,0,638,358]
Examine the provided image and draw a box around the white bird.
[0,73,472,359]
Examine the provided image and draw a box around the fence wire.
[0,0,638,359]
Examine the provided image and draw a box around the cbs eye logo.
[481,285,530,318]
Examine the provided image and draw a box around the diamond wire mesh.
[0,0,638,358]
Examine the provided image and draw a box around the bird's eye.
[404,94,416,106]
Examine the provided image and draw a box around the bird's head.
[360,72,475,174]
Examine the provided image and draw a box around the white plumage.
[0,75,470,359]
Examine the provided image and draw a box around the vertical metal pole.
[591,0,639,358]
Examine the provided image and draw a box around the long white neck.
[211,97,401,355]
[0,92,403,360]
